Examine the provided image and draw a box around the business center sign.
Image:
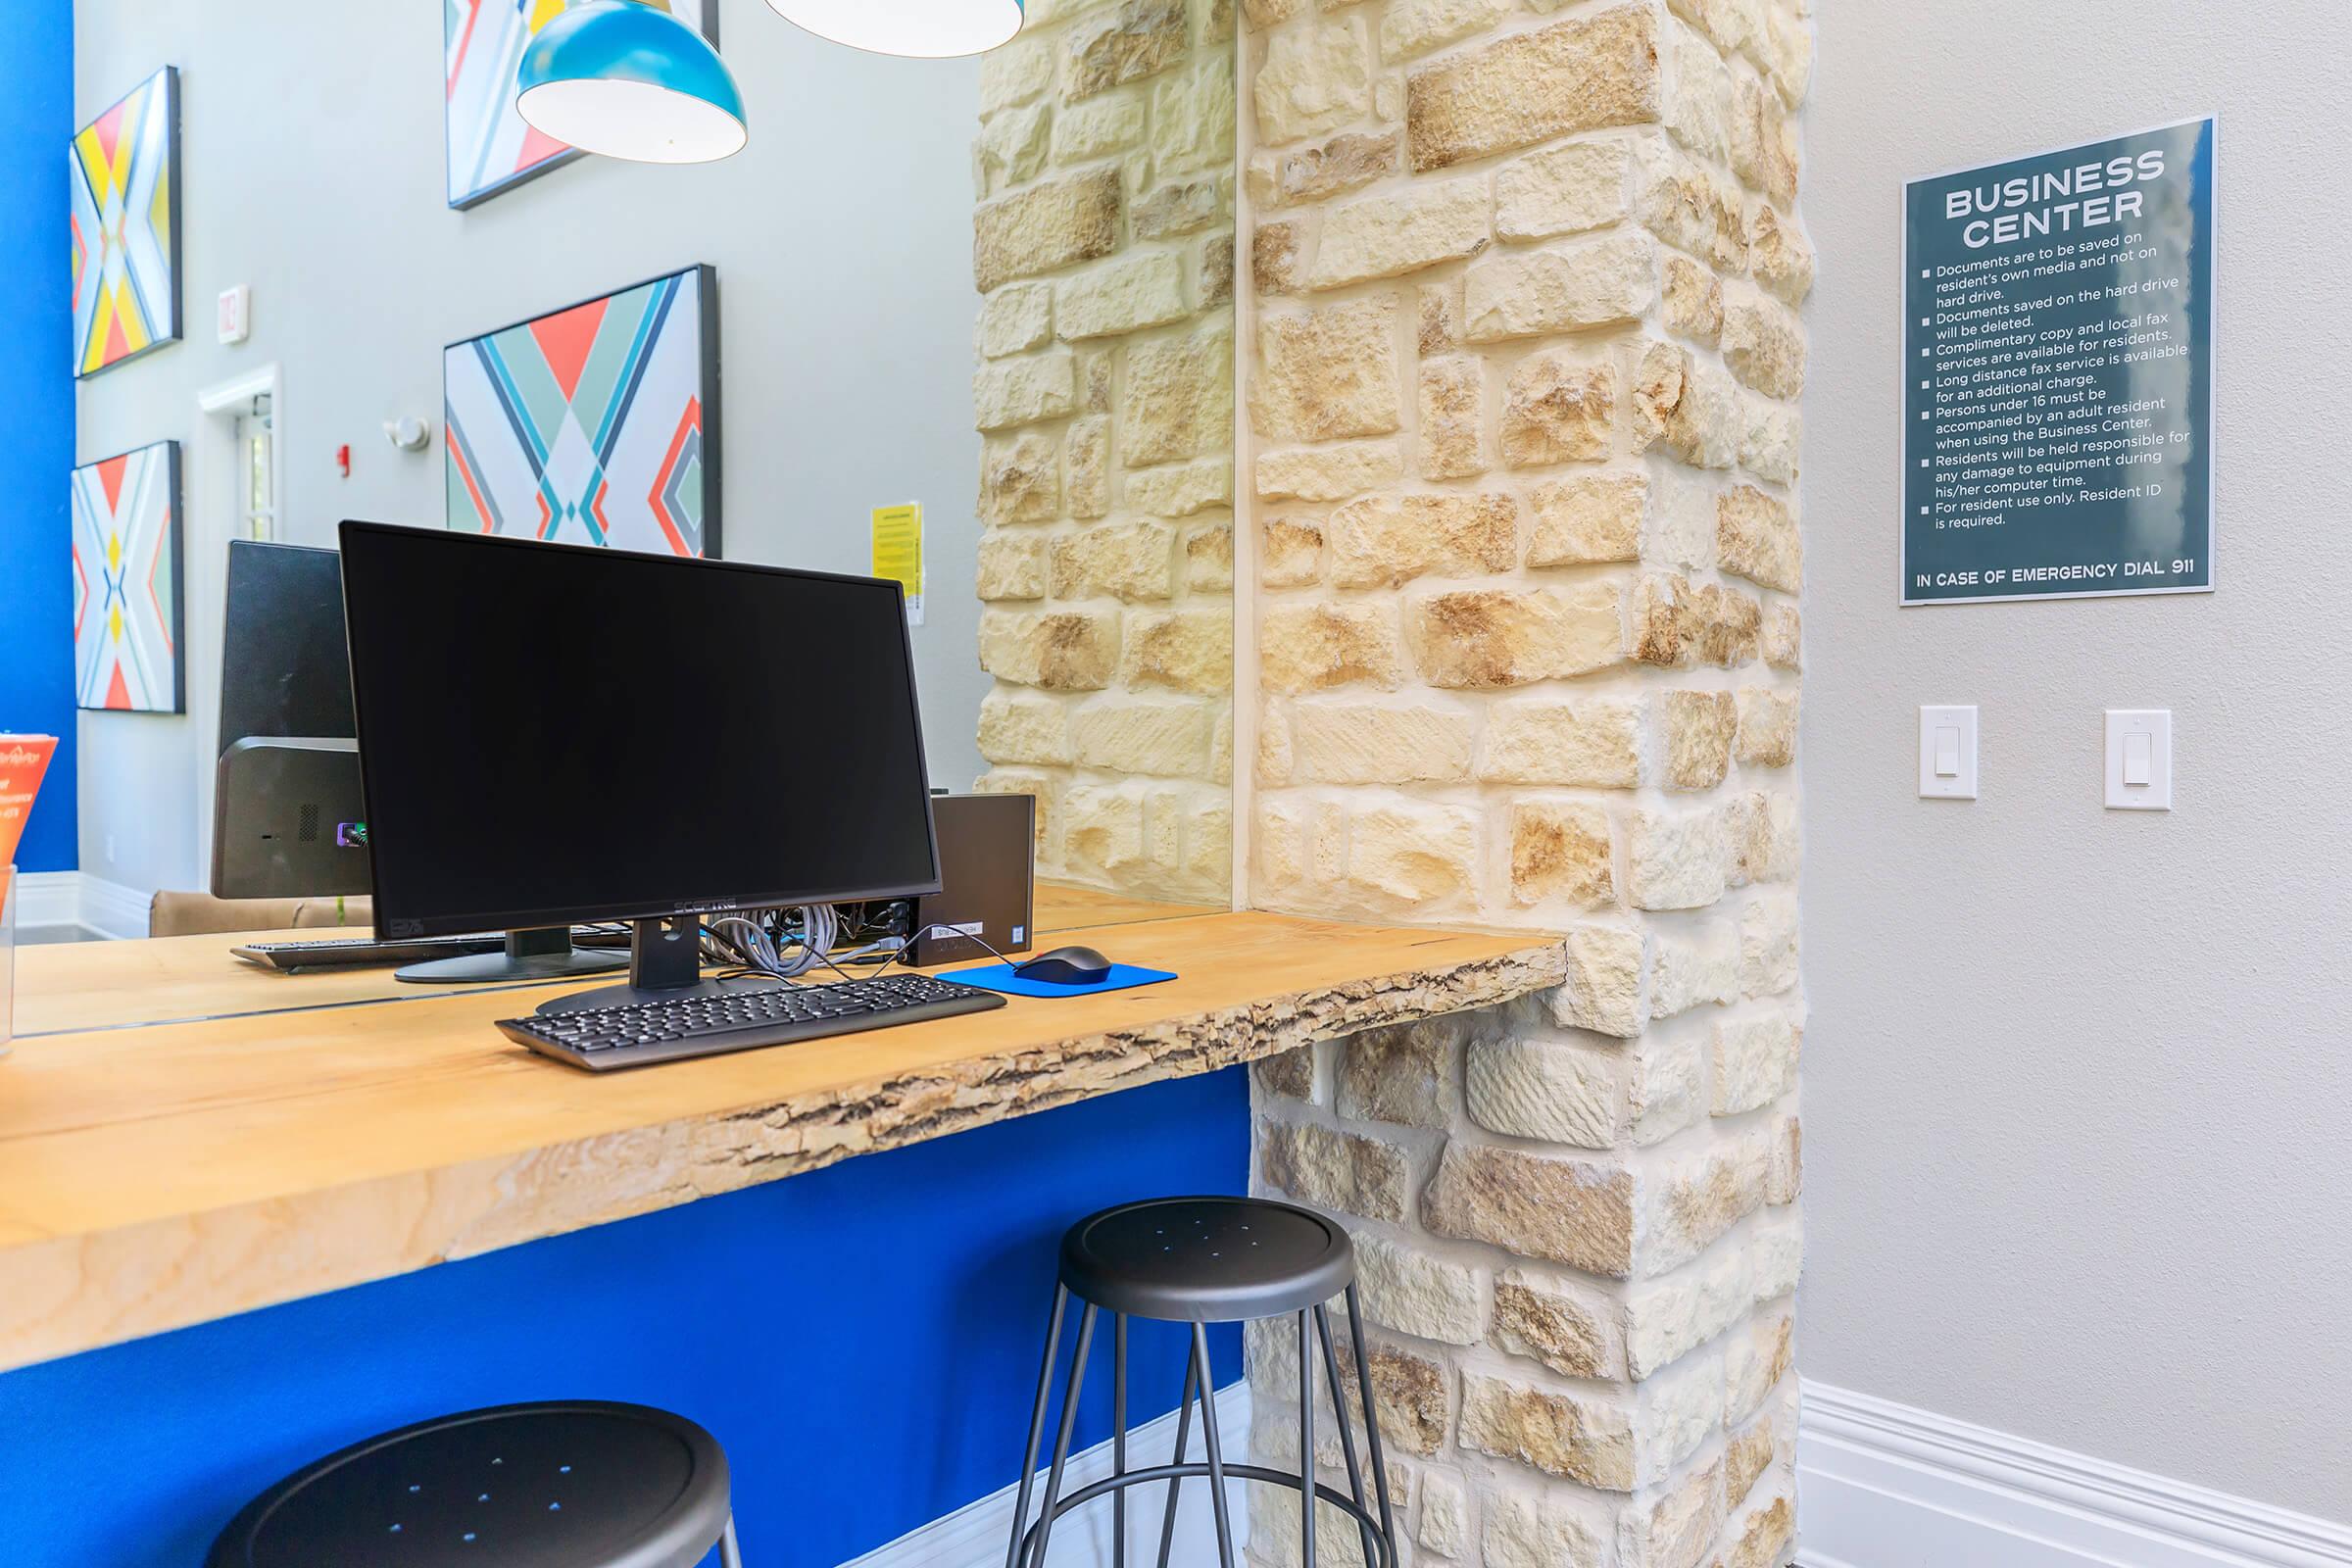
[1903,118,2215,604]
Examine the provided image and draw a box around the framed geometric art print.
[443,0,716,210]
[70,66,181,378]
[443,265,721,558]
[71,441,185,714]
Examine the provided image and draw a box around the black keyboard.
[497,972,1007,1071]
[231,933,505,971]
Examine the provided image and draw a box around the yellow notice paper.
[870,503,924,626]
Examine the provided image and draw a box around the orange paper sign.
[0,736,61,901]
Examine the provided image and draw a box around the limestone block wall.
[968,0,1241,904]
[1235,2,1812,1565]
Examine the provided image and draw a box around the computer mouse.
[1013,945,1115,986]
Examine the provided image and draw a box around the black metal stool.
[1007,1196,1396,1568]
[207,1400,743,1568]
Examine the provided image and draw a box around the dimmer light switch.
[2105,710,2172,809]
[1919,706,1978,799]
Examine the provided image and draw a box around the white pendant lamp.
[765,0,1026,59]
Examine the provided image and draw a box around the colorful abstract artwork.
[71,442,184,714]
[70,66,180,378]
[444,0,715,209]
[444,266,720,558]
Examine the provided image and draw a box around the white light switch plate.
[1919,705,1978,799]
[2105,710,2172,809]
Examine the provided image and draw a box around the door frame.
[187,363,284,880]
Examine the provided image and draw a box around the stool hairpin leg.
[1030,1303,1099,1568]
[1343,1284,1398,1559]
[1298,1309,1317,1568]
[1192,1323,1239,1568]
[1154,1332,1201,1568]
[1112,1313,1129,1568]
[1006,1286,1069,1568]
[1315,1302,1381,1568]
[719,1514,744,1568]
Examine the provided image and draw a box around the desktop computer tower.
[910,794,1036,966]
[212,737,371,901]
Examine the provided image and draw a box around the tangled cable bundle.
[706,904,840,979]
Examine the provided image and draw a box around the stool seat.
[208,1401,735,1568]
[1060,1196,1352,1322]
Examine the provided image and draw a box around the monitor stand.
[534,912,785,1017]
[395,925,629,985]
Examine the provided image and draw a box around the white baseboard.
[842,1382,1252,1568]
[11,870,84,931]
[8,869,151,945]
[18,870,152,941]
[76,872,151,941]
[1799,1380,2352,1568]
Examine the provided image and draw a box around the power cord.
[872,923,1018,975]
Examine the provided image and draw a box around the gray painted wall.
[1804,0,2351,1521]
[74,0,985,901]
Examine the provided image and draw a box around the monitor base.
[532,911,764,1017]
[395,926,627,985]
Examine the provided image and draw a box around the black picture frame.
[440,263,722,559]
[72,437,186,715]
[70,65,182,380]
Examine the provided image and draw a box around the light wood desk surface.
[1028,879,1221,929]
[10,927,575,1037]
[12,878,1213,1039]
[0,909,1563,1373]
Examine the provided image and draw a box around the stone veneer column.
[969,0,1242,904]
[1236,2,1811,1566]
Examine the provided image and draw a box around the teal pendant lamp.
[764,0,1026,59]
[516,1,747,164]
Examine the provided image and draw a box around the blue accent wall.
[0,1067,1250,1566]
[0,3,77,872]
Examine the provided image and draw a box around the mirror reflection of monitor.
[210,542,369,901]
[217,541,353,758]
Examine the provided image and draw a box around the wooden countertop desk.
[0,908,1564,1374]
[9,878,1216,1038]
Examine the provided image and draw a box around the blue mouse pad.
[943,962,1179,999]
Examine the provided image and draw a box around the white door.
[234,392,276,542]
[188,368,285,884]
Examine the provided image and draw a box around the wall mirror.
[34,0,1238,1014]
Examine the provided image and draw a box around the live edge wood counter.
[0,910,1564,1374]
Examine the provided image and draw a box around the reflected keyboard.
[231,934,504,971]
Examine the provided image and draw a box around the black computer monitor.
[218,540,355,756]
[337,520,943,1007]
